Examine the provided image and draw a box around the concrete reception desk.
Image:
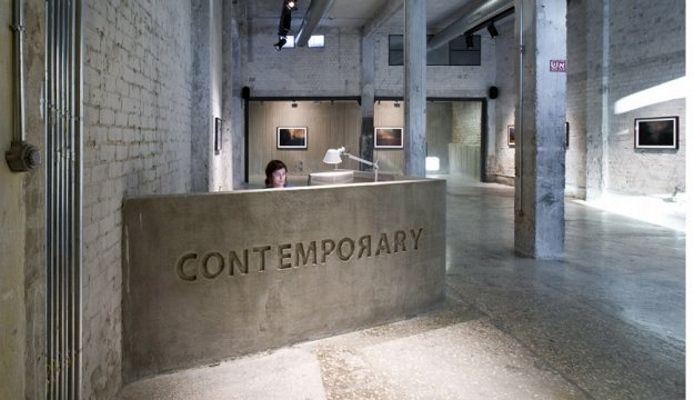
[122,177,446,382]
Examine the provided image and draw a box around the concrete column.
[192,0,212,192]
[223,2,244,189]
[514,0,567,259]
[584,0,609,200]
[404,0,426,177]
[359,36,375,166]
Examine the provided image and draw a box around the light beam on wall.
[614,76,686,114]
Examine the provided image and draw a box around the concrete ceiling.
[247,0,483,32]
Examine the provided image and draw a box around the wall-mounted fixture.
[291,101,298,108]
[394,101,401,108]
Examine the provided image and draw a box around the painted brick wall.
[605,0,685,195]
[244,27,497,99]
[82,1,193,398]
[565,0,588,197]
[245,26,362,97]
[373,31,496,98]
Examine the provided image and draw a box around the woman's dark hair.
[265,160,288,187]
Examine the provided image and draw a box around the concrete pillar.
[223,2,244,189]
[192,0,212,192]
[584,0,609,200]
[514,0,567,259]
[404,0,426,177]
[359,36,375,166]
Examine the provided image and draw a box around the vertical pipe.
[12,0,26,142]
[59,1,67,397]
[65,0,74,396]
[45,0,54,398]
[74,1,84,396]
[51,0,59,396]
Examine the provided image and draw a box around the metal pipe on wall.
[45,0,82,398]
[12,0,25,142]
[5,0,40,172]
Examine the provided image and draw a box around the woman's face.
[271,168,287,188]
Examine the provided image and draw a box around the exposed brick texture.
[82,0,193,398]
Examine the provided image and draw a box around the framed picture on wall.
[214,117,222,155]
[634,117,679,149]
[277,127,308,149]
[374,127,403,149]
[507,125,515,147]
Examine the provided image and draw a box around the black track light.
[487,22,498,38]
[274,37,287,51]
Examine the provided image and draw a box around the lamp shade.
[323,147,344,164]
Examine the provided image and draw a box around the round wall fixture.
[488,86,499,99]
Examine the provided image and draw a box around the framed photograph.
[634,117,679,149]
[375,127,403,149]
[214,117,222,155]
[507,125,515,147]
[277,127,308,149]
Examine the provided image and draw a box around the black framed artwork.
[277,127,308,149]
[375,127,403,149]
[634,117,679,149]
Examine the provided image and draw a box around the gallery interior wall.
[248,100,485,179]
[603,0,685,195]
[248,100,362,183]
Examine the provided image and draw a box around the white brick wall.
[605,0,685,195]
[245,26,362,97]
[245,26,496,99]
[82,1,193,398]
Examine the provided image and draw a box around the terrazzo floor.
[119,176,685,400]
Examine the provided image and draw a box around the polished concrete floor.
[119,176,685,399]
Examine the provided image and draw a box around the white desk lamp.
[323,147,379,182]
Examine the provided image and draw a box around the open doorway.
[425,98,486,181]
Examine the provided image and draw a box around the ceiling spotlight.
[291,101,298,108]
[394,101,401,108]
[487,22,498,38]
[274,36,287,51]
[465,34,474,49]
[286,0,297,10]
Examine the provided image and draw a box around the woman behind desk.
[265,160,288,188]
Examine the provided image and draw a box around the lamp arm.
[343,152,379,169]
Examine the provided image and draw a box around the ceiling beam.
[427,0,513,51]
[295,0,336,47]
[361,0,404,38]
